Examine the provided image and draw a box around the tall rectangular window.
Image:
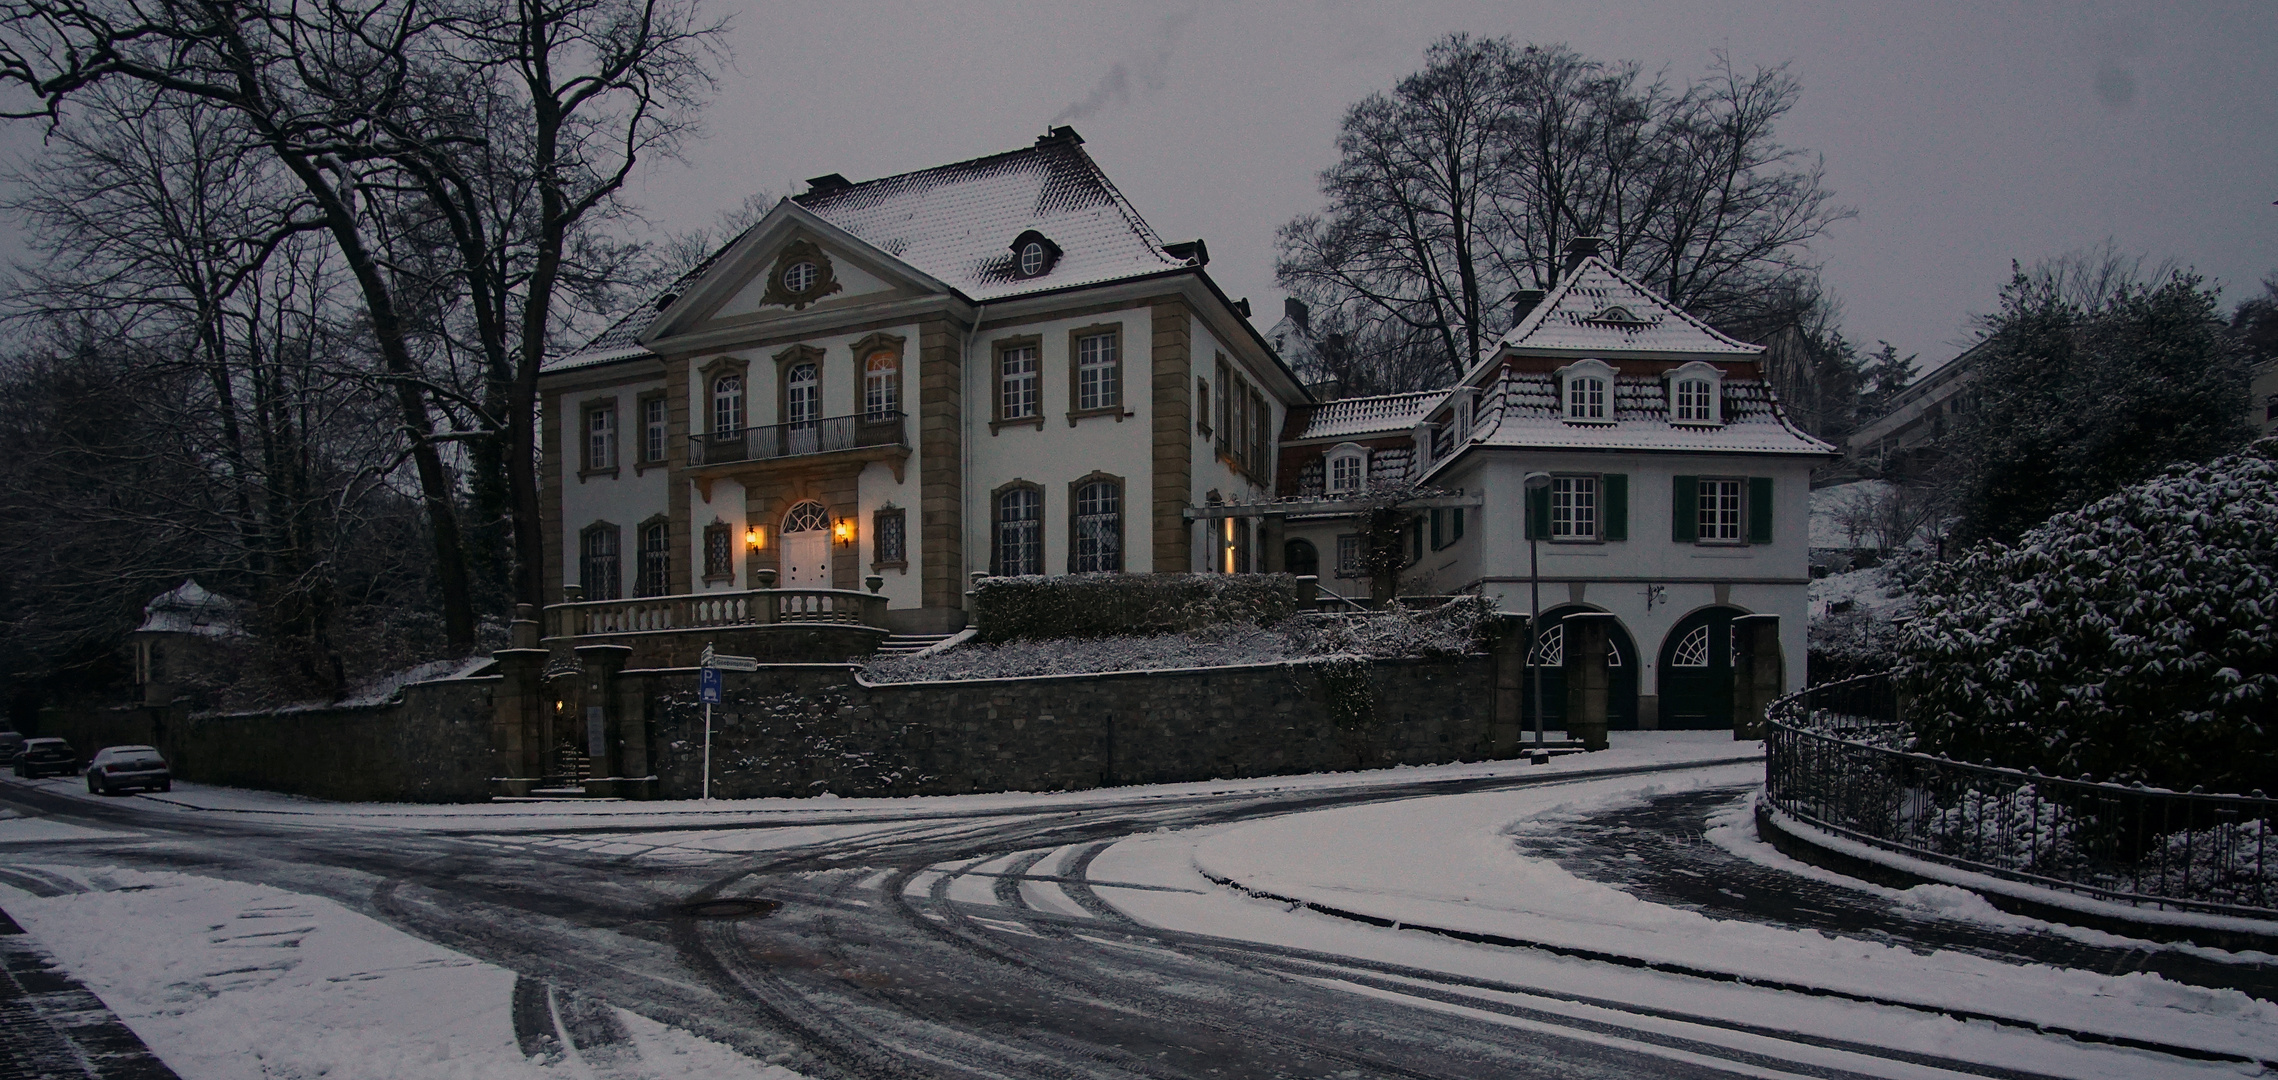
[1215,356,1232,454]
[641,395,667,463]
[1231,383,1250,468]
[703,522,733,581]
[1196,377,1211,436]
[999,344,1039,420]
[712,375,743,434]
[1698,478,1744,542]
[874,506,907,568]
[1249,388,1270,480]
[1551,475,1599,540]
[864,351,899,420]
[1335,534,1364,578]
[1075,331,1119,411]
[993,487,1042,576]
[580,526,621,600]
[585,402,617,471]
[1071,480,1121,573]
[1674,379,1714,423]
[636,521,669,597]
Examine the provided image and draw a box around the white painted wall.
[559,380,670,593]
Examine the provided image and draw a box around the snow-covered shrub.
[971,572,1305,643]
[865,599,1488,683]
[1895,439,2278,792]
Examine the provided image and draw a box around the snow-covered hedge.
[1895,440,2278,792]
[971,572,1305,643]
[866,599,1491,683]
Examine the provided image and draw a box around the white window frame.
[1666,361,1724,426]
[1557,359,1619,424]
[1697,477,1745,544]
[711,374,744,434]
[998,342,1040,421]
[1324,442,1367,495]
[1019,241,1046,277]
[1551,474,1599,541]
[641,394,668,463]
[863,350,899,420]
[1334,534,1364,578]
[1075,330,1120,411]
[786,361,820,428]
[585,400,617,471]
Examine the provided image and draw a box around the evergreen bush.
[1895,440,2278,792]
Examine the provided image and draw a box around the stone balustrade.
[548,588,890,639]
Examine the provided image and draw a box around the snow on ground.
[1810,479,1894,550]
[1119,766,2277,1070]
[0,867,800,1080]
[1809,564,1913,620]
[0,805,139,843]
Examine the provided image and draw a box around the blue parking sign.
[698,666,722,704]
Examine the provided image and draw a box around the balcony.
[545,587,892,667]
[689,412,909,472]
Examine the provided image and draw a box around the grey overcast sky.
[609,0,2275,373]
[1,1,2267,373]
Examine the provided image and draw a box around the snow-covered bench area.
[862,607,1484,683]
[1170,764,2278,1065]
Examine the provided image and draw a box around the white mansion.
[544,129,1832,728]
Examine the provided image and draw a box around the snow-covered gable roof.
[549,131,1187,373]
[1457,256,1759,386]
[1294,390,1444,442]
[1423,370,1833,478]
[134,580,244,638]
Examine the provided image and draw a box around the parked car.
[13,737,78,778]
[87,745,171,795]
[0,730,23,761]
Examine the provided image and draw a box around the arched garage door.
[1657,606,1747,729]
[1519,606,1640,731]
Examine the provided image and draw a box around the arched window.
[1526,621,1622,667]
[1666,361,1724,425]
[712,374,744,434]
[786,362,819,427]
[579,523,621,601]
[1325,442,1367,495]
[783,500,830,534]
[992,485,1043,576]
[1071,477,1121,573]
[1559,359,1617,423]
[1284,538,1319,578]
[1020,241,1047,276]
[864,350,899,420]
[1671,624,1711,667]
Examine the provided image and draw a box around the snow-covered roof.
[1458,256,1759,386]
[1265,314,1326,386]
[1428,371,1834,472]
[134,580,243,638]
[1295,390,1444,442]
[551,131,1186,372]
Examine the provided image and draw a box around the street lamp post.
[1522,472,1553,758]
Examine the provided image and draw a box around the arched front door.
[781,501,832,589]
[1658,606,1746,729]
[1518,606,1640,732]
[1284,538,1319,579]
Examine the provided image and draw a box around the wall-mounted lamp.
[745,525,764,549]
[833,517,856,546]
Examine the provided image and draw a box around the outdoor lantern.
[834,517,855,545]
[746,525,763,549]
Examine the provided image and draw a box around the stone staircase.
[874,632,955,657]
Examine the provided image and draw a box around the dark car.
[0,730,23,761]
[13,737,78,778]
[87,745,170,795]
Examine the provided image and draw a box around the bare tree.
[1278,37,1852,384]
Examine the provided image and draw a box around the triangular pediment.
[641,203,954,348]
[1465,257,1760,384]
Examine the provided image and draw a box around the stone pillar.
[1293,574,1319,610]
[1488,612,1530,757]
[1731,614,1783,740]
[1259,514,1285,574]
[611,666,653,800]
[1563,613,1615,751]
[575,644,633,794]
[490,645,550,796]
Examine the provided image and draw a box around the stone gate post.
[490,604,548,797]
[574,643,633,794]
[1488,612,1530,757]
[1562,612,1614,751]
[1731,614,1784,740]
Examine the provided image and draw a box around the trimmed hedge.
[971,573,1305,643]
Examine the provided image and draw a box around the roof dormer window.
[1325,442,1367,496]
[1665,360,1725,426]
[1008,229,1062,278]
[1557,359,1618,424]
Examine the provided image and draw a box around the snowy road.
[1,738,2269,1080]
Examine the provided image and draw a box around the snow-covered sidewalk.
[0,866,798,1080]
[1147,766,2278,1066]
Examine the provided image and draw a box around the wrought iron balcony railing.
[689,412,906,467]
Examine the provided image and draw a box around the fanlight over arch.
[783,501,830,533]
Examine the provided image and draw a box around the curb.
[1754,803,2278,955]
[1,903,182,1078]
[1195,867,2275,1069]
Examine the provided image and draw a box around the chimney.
[1284,296,1311,331]
[1039,125,1085,146]
[1163,239,1209,266]
[1232,298,1252,318]
[804,173,851,196]
[1562,236,1606,278]
[1511,289,1546,323]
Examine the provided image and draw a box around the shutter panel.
[1748,477,1776,544]
[1527,484,1550,540]
[1602,474,1628,541]
[1429,509,1443,550]
[1672,476,1698,543]
[1452,507,1464,543]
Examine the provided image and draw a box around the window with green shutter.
[1671,475,1698,543]
[1748,476,1775,544]
[1603,474,1628,541]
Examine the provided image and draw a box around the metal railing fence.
[689,412,905,466]
[1765,673,2274,918]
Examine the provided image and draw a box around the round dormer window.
[783,260,818,294]
[1019,241,1047,277]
